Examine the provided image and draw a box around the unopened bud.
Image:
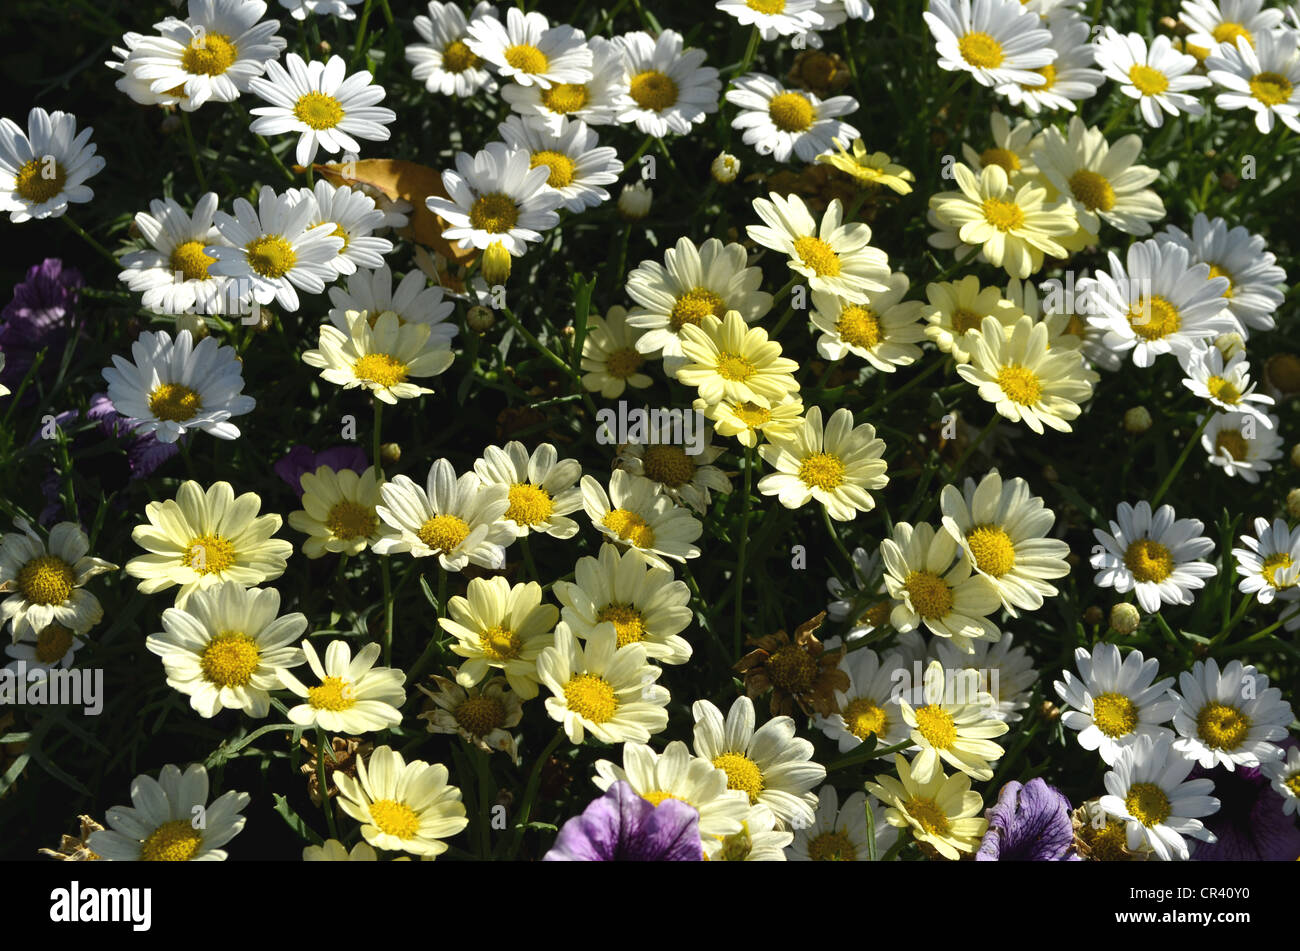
[618,182,652,220]
[1265,353,1300,395]
[380,442,401,466]
[1292,444,1300,470]
[1123,406,1152,434]
[318,40,332,54]
[711,152,740,184]
[176,313,209,341]
[1287,488,1300,520]
[1042,464,1059,483]
[1083,606,1103,626]
[1219,172,1240,192]
[1213,332,1245,360]
[1038,700,1061,722]
[466,305,495,333]
[482,241,511,285]
[161,114,182,135]
[1110,603,1141,635]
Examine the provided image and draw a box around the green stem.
[316,728,340,841]
[351,0,374,68]
[880,828,910,861]
[733,446,754,658]
[1211,592,1255,647]
[473,743,493,858]
[1150,414,1211,507]
[372,400,384,479]
[821,504,855,568]
[181,112,208,191]
[734,26,760,76]
[510,728,565,858]
[380,557,394,667]
[61,215,117,269]
[521,535,540,583]
[500,305,599,418]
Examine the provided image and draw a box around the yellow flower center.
[562,673,618,723]
[292,91,344,129]
[797,451,846,490]
[628,70,679,111]
[182,533,236,575]
[1124,781,1171,827]
[199,631,261,687]
[1128,64,1170,96]
[169,240,216,281]
[34,623,74,664]
[766,643,816,693]
[181,32,236,75]
[18,555,76,605]
[913,703,957,749]
[1084,816,1132,860]
[352,352,409,388]
[904,570,954,619]
[603,508,655,548]
[1123,538,1173,583]
[1025,62,1057,90]
[641,789,687,807]
[980,147,1021,173]
[1284,773,1300,798]
[967,524,1016,577]
[715,351,757,382]
[504,43,549,74]
[140,820,204,861]
[441,38,479,72]
[1091,691,1138,738]
[245,234,297,279]
[859,600,891,628]
[844,696,888,740]
[958,31,1004,68]
[416,514,470,552]
[1249,71,1293,106]
[641,445,696,488]
[325,500,379,540]
[605,346,645,378]
[479,624,522,662]
[670,287,727,331]
[14,157,67,204]
[540,83,590,114]
[1126,295,1181,341]
[147,382,203,423]
[1214,22,1253,47]
[747,0,786,12]
[454,694,506,735]
[1204,374,1241,404]
[308,676,357,711]
[732,401,771,429]
[1207,264,1235,298]
[1068,169,1116,212]
[1215,428,1249,460]
[712,752,765,804]
[505,483,554,527]
[1261,552,1295,588]
[1196,701,1251,750]
[807,830,857,860]
[836,305,881,350]
[904,796,951,837]
[468,192,519,234]
[793,235,841,276]
[768,91,815,133]
[981,197,1025,232]
[369,798,421,839]
[996,363,1043,405]
[597,602,648,647]
[951,307,984,335]
[530,149,577,189]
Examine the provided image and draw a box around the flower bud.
[175,313,209,341]
[1123,406,1152,434]
[466,305,495,333]
[1213,332,1245,360]
[481,241,511,285]
[618,182,652,220]
[1288,488,1300,520]
[380,442,401,466]
[711,152,740,184]
[1110,603,1141,635]
[1083,606,1103,626]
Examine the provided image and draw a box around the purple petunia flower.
[1190,739,1300,861]
[274,444,369,497]
[543,781,703,861]
[0,258,82,396]
[85,392,181,479]
[976,777,1080,861]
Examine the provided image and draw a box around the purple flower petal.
[544,781,702,861]
[977,778,1079,861]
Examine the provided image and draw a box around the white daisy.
[290,179,392,276]
[716,0,823,39]
[4,622,85,677]
[1091,500,1218,614]
[612,29,721,137]
[995,8,1103,113]
[815,647,911,752]
[811,274,928,371]
[301,309,454,404]
[472,441,583,539]
[0,520,115,642]
[288,465,389,558]
[713,803,792,861]
[1172,658,1292,770]
[898,659,1008,783]
[823,547,891,647]
[278,0,364,20]
[501,35,628,132]
[1262,745,1300,816]
[107,32,183,108]
[427,141,563,255]
[441,575,558,699]
[0,107,105,223]
[580,304,654,396]
[786,785,895,860]
[923,0,1056,88]
[333,745,468,858]
[302,839,379,861]
[1099,733,1219,861]
[1180,0,1286,60]
[756,406,890,522]
[496,115,621,212]
[1053,641,1180,765]
[726,72,859,163]
[327,264,457,342]
[1093,28,1210,128]
[464,6,592,88]
[407,1,499,97]
[1201,410,1283,482]
[1179,346,1274,423]
[932,631,1037,723]
[960,111,1042,178]
[580,470,702,571]
[1232,516,1300,605]
[279,639,406,734]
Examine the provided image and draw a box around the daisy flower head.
[279,0,364,20]
[303,840,379,861]
[1031,116,1165,237]
[145,581,305,719]
[932,631,1038,723]
[816,138,915,193]
[207,185,343,312]
[419,673,523,760]
[0,520,115,642]
[102,328,254,443]
[537,621,669,745]
[580,305,653,396]
[291,179,392,276]
[716,0,823,39]
[1091,500,1217,614]
[696,394,806,449]
[939,468,1071,613]
[612,418,732,515]
[287,464,388,558]
[247,54,396,167]
[995,8,1103,113]
[280,639,405,733]
[1053,641,1180,765]
[810,271,927,370]
[1099,733,1219,861]
[898,659,1008,783]
[1080,239,1234,368]
[496,114,621,212]
[374,459,513,571]
[923,274,1025,364]
[815,647,910,752]
[0,107,105,223]
[880,520,1002,652]
[123,0,287,111]
[823,547,891,645]
[726,72,859,164]
[713,803,793,861]
[427,141,563,256]
[1263,745,1300,816]
[302,309,454,404]
[747,193,890,303]
[756,405,889,522]
[957,314,1098,434]
[867,754,988,860]
[555,544,693,665]
[502,35,629,131]
[441,575,558,699]
[333,745,468,858]
[107,31,182,108]
[472,441,583,539]
[923,0,1056,88]
[1209,30,1300,131]
[327,264,457,341]
[1180,346,1274,423]
[624,235,773,369]
[928,162,1077,279]
[407,1,499,97]
[1172,658,1292,771]
[88,764,248,861]
[1093,28,1210,128]
[676,310,800,408]
[960,111,1042,179]
[612,29,721,137]
[1157,213,1287,335]
[465,6,592,89]
[787,784,895,860]
[580,470,702,571]
[1181,0,1287,61]
[5,622,85,677]
[126,481,292,606]
[1201,410,1283,482]
[1232,516,1300,605]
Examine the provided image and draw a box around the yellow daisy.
[676,310,800,409]
[867,754,988,860]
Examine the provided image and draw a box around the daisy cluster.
[1,0,1298,867]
